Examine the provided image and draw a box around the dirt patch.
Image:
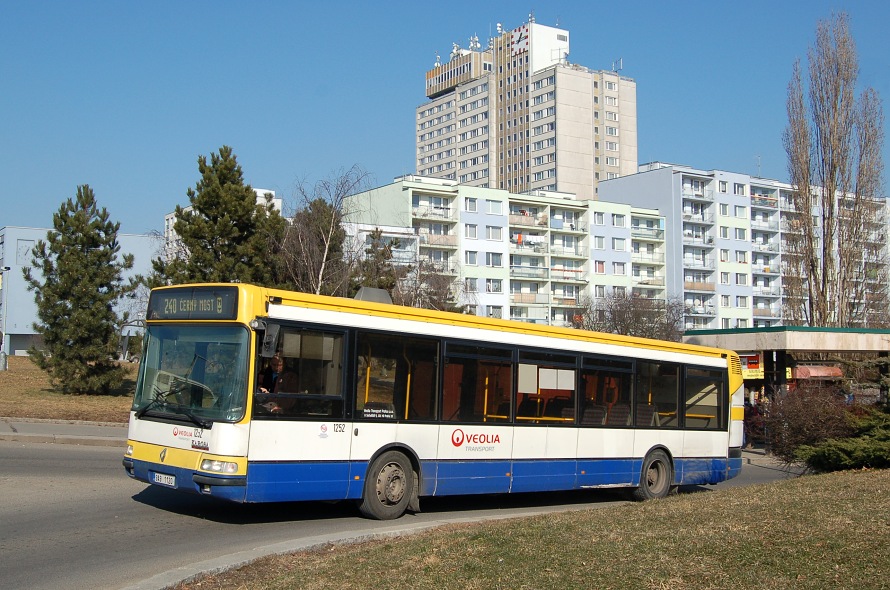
[0,356,134,423]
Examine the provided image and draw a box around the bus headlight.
[125,445,133,456]
[200,459,239,474]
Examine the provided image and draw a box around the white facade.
[344,176,664,327]
[417,19,637,200]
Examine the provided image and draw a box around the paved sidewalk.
[0,417,127,447]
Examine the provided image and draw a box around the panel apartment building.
[344,176,665,326]
[599,162,890,330]
[416,17,638,200]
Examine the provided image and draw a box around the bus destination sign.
[147,287,239,320]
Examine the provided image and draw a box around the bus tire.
[631,449,672,501]
[359,451,414,520]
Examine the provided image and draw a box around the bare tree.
[572,292,686,342]
[782,13,887,327]
[392,258,465,312]
[281,165,371,296]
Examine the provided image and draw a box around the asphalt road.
[0,441,800,590]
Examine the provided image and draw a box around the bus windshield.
[132,324,250,424]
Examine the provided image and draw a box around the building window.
[486,226,502,240]
[720,249,729,262]
[595,284,605,298]
[606,96,618,106]
[721,295,730,307]
[720,203,729,216]
[605,81,617,91]
[486,252,502,267]
[735,205,747,218]
[465,224,477,239]
[594,260,605,274]
[612,214,625,227]
[605,126,619,136]
[734,183,746,196]
[736,296,748,307]
[488,306,503,319]
[465,251,478,265]
[719,181,728,193]
[486,200,502,215]
[605,157,619,166]
[613,262,626,275]
[486,278,502,293]
[719,226,729,239]
[605,141,618,151]
[612,237,625,251]
[735,273,748,286]
[736,250,747,263]
[720,272,730,285]
[737,319,748,328]
[465,278,477,292]
[594,236,605,249]
[735,228,747,240]
[594,212,605,225]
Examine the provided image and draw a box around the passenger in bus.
[258,354,284,393]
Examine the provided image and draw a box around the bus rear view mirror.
[261,324,280,358]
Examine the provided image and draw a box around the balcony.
[551,296,578,307]
[682,212,715,225]
[752,242,778,253]
[413,206,454,221]
[509,213,546,227]
[753,287,781,297]
[631,252,666,264]
[687,306,716,316]
[684,281,716,292]
[509,241,548,255]
[510,293,550,305]
[683,257,715,270]
[631,227,665,241]
[682,235,715,247]
[754,307,779,317]
[750,195,778,209]
[752,265,779,275]
[751,220,780,232]
[550,245,585,257]
[634,276,666,287]
[418,233,458,247]
[681,189,715,202]
[510,265,549,279]
[550,268,587,282]
[550,219,586,233]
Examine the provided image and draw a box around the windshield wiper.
[135,387,179,419]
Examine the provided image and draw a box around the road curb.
[0,432,126,447]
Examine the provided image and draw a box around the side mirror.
[261,324,280,358]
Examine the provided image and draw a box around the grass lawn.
[0,355,134,423]
[175,468,889,590]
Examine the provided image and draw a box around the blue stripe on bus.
[134,456,738,503]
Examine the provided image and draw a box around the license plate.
[152,472,176,487]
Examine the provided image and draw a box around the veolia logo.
[451,428,500,447]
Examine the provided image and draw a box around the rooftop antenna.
[756,155,762,177]
[496,22,503,35]
[529,11,535,23]
[434,52,441,68]
[469,34,481,51]
[612,57,623,72]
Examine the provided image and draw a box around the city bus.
[123,284,745,519]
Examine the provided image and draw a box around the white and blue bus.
[123,284,745,519]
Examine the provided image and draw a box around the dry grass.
[176,469,890,590]
[0,356,134,423]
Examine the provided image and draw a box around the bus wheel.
[631,449,672,501]
[359,451,414,520]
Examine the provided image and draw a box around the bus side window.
[636,361,679,428]
[355,332,438,421]
[684,367,724,430]
[442,356,511,423]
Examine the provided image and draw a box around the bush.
[796,404,890,472]
[762,383,855,463]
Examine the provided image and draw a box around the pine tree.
[151,145,288,286]
[24,185,134,394]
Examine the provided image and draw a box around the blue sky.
[2,0,889,235]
